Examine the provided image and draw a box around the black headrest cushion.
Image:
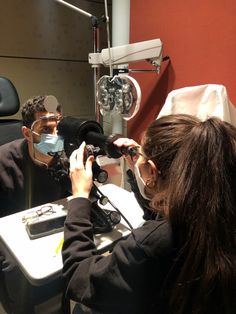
[0,77,20,116]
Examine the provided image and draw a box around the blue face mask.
[34,133,64,156]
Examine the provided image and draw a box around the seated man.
[0,95,71,314]
[0,95,71,217]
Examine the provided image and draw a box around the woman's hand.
[113,137,140,172]
[69,142,94,199]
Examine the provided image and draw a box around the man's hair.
[21,95,62,128]
[142,114,236,313]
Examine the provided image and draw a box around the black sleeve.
[0,188,21,217]
[62,198,163,314]
[126,169,157,220]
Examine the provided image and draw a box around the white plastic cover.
[157,84,236,126]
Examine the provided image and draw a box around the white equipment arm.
[89,38,162,68]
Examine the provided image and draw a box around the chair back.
[0,77,23,145]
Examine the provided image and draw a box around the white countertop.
[0,184,144,286]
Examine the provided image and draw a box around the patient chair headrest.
[0,77,20,116]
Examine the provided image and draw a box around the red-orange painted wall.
[128,0,236,140]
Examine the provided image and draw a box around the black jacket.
[62,197,175,314]
[0,138,70,216]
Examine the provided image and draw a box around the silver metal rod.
[93,27,101,123]
[54,0,100,122]
[54,0,92,18]
[104,0,113,77]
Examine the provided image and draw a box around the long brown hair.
[142,114,236,313]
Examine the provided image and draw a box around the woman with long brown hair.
[62,114,236,314]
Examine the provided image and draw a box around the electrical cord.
[92,184,134,230]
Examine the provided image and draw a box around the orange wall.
[128,0,236,140]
